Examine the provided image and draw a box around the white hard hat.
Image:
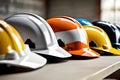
[5,13,71,58]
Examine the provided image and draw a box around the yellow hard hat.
[0,20,47,69]
[84,25,120,55]
[92,21,120,49]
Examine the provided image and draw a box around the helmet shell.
[47,16,100,57]
[5,13,71,58]
[84,25,120,55]
[93,21,120,49]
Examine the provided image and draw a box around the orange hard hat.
[47,16,100,57]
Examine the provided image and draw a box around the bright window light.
[101,0,120,23]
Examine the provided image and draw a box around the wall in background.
[101,0,120,23]
[46,0,100,21]
[0,0,46,19]
[0,0,100,21]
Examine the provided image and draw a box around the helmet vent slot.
[89,41,97,47]
[57,39,65,47]
[25,39,36,49]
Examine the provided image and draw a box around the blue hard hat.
[76,18,94,26]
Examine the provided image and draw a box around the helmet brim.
[68,48,100,57]
[109,48,120,55]
[91,47,120,55]
[0,46,47,69]
[33,46,72,58]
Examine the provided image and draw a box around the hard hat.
[47,16,100,57]
[115,24,120,28]
[76,18,94,26]
[0,20,47,69]
[114,23,120,31]
[92,21,120,49]
[76,19,120,55]
[5,13,71,58]
[115,24,120,43]
[83,25,120,55]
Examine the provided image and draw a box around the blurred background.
[0,0,119,23]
